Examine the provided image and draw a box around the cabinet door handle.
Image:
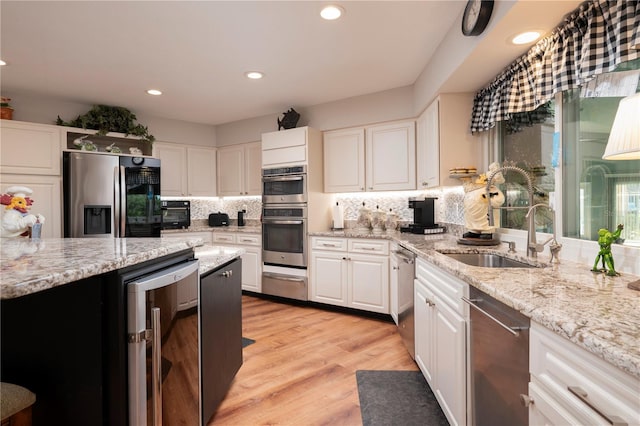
[425,298,435,307]
[222,270,233,278]
[567,386,628,426]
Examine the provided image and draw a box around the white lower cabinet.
[310,237,389,314]
[414,257,468,426]
[528,322,640,426]
[213,232,262,293]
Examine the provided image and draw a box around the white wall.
[215,85,415,146]
[3,91,217,147]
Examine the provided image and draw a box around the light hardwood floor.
[209,295,418,425]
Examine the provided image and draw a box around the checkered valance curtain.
[470,0,640,133]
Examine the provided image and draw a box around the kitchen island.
[1,237,244,425]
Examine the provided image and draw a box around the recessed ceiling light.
[146,89,162,96]
[245,71,264,80]
[320,5,344,20]
[511,31,542,45]
[0,60,6,66]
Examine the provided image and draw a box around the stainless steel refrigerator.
[64,151,162,238]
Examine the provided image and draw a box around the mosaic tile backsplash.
[164,186,466,232]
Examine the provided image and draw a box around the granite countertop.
[310,230,640,379]
[0,237,206,299]
[195,244,246,275]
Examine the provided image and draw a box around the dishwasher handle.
[393,249,415,264]
[462,297,526,337]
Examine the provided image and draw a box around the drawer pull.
[360,247,377,251]
[322,243,339,247]
[567,386,628,426]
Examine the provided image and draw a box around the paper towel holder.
[331,201,345,231]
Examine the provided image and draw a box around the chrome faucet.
[485,165,537,257]
[525,203,562,262]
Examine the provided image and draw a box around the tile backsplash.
[165,186,466,230]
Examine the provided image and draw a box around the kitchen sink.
[443,253,538,268]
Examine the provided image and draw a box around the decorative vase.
[1,107,14,120]
[371,205,386,234]
[356,202,372,231]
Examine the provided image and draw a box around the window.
[494,102,556,233]
[562,61,640,247]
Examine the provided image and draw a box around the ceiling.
[1,1,580,127]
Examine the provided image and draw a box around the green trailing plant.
[56,105,155,143]
[1,97,12,108]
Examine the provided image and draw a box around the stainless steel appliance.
[63,151,162,237]
[262,204,307,267]
[262,264,308,301]
[161,200,190,229]
[394,246,416,359]
[463,287,530,426]
[262,165,307,204]
[125,256,242,425]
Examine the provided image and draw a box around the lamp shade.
[602,92,640,160]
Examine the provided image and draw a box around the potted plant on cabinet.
[1,97,14,120]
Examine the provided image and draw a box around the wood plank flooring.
[209,295,418,425]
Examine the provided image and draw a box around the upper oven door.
[262,174,307,204]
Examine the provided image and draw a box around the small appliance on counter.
[400,197,446,234]
[237,210,245,227]
[161,200,191,230]
[209,212,229,227]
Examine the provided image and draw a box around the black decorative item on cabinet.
[277,108,300,130]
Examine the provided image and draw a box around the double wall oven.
[262,166,309,301]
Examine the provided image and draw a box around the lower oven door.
[262,218,307,267]
[127,259,200,426]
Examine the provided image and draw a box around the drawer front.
[312,237,347,252]
[530,323,640,426]
[348,239,389,255]
[415,258,466,314]
[236,234,260,246]
[213,233,236,244]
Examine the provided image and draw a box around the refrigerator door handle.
[119,165,126,237]
[151,307,162,426]
[114,166,121,237]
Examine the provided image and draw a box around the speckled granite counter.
[0,237,205,299]
[310,230,640,379]
[195,244,245,275]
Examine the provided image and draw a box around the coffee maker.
[400,197,445,234]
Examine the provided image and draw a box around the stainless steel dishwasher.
[463,286,530,426]
[395,246,416,359]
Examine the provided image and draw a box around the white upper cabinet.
[323,128,365,192]
[416,100,440,189]
[154,142,216,197]
[0,120,62,175]
[262,127,310,167]
[365,121,416,191]
[324,120,416,193]
[186,146,217,196]
[417,94,483,187]
[217,142,261,196]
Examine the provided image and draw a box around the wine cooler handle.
[151,307,162,426]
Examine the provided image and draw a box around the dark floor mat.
[242,337,255,348]
[356,370,448,426]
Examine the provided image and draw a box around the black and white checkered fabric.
[470,0,640,133]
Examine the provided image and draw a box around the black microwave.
[161,200,191,229]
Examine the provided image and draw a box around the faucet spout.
[525,203,562,262]
[486,165,536,257]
